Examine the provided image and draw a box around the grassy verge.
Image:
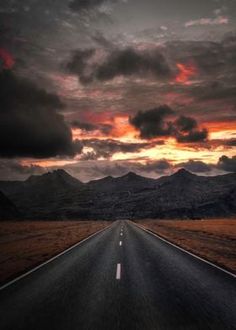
[137,219,236,274]
[0,221,110,285]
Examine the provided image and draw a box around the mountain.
[0,191,19,220]
[0,170,93,220]
[26,169,83,189]
[88,171,157,193]
[0,169,235,220]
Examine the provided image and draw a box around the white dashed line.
[120,233,123,236]
[119,241,122,246]
[116,263,121,280]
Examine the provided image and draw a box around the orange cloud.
[175,62,198,85]
[110,115,137,140]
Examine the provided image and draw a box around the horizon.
[2,166,235,184]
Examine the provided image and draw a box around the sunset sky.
[0,0,235,181]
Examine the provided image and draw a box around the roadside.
[0,221,110,285]
[136,219,236,274]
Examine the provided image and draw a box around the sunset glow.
[0,0,235,181]
[175,63,198,85]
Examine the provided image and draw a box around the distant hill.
[0,191,19,220]
[0,169,235,220]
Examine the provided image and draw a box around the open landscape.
[138,219,236,274]
[0,221,109,285]
[0,0,236,328]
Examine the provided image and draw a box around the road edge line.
[0,223,113,291]
[132,222,236,279]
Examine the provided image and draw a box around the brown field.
[0,221,110,285]
[137,219,236,274]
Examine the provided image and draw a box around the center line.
[119,241,122,246]
[116,263,121,280]
[120,233,123,236]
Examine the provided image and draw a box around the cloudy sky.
[0,0,235,181]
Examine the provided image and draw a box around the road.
[0,220,236,330]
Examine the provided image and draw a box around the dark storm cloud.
[217,155,236,172]
[129,105,174,139]
[0,70,77,158]
[130,106,208,143]
[81,139,156,159]
[96,48,171,81]
[174,116,208,143]
[66,47,172,84]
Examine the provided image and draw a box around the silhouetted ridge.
[0,169,235,220]
[171,168,196,179]
[121,171,142,180]
[27,169,83,187]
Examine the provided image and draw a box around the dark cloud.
[66,48,96,84]
[81,139,156,159]
[130,106,208,143]
[129,105,174,139]
[217,155,236,172]
[177,160,212,173]
[96,48,172,81]
[174,116,208,143]
[66,47,172,84]
[0,70,76,158]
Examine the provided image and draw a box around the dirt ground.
[0,221,110,285]
[137,219,236,274]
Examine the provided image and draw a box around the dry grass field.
[0,221,110,285]
[137,219,236,274]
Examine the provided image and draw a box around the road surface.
[0,220,235,330]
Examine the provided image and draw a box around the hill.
[0,169,235,220]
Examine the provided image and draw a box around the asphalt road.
[0,220,236,330]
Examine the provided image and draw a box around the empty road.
[0,220,236,330]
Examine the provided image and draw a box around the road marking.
[120,232,123,236]
[0,224,113,291]
[116,263,121,280]
[134,222,236,279]
[119,241,122,246]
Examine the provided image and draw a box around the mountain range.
[0,169,235,220]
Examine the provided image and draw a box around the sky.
[0,0,235,181]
